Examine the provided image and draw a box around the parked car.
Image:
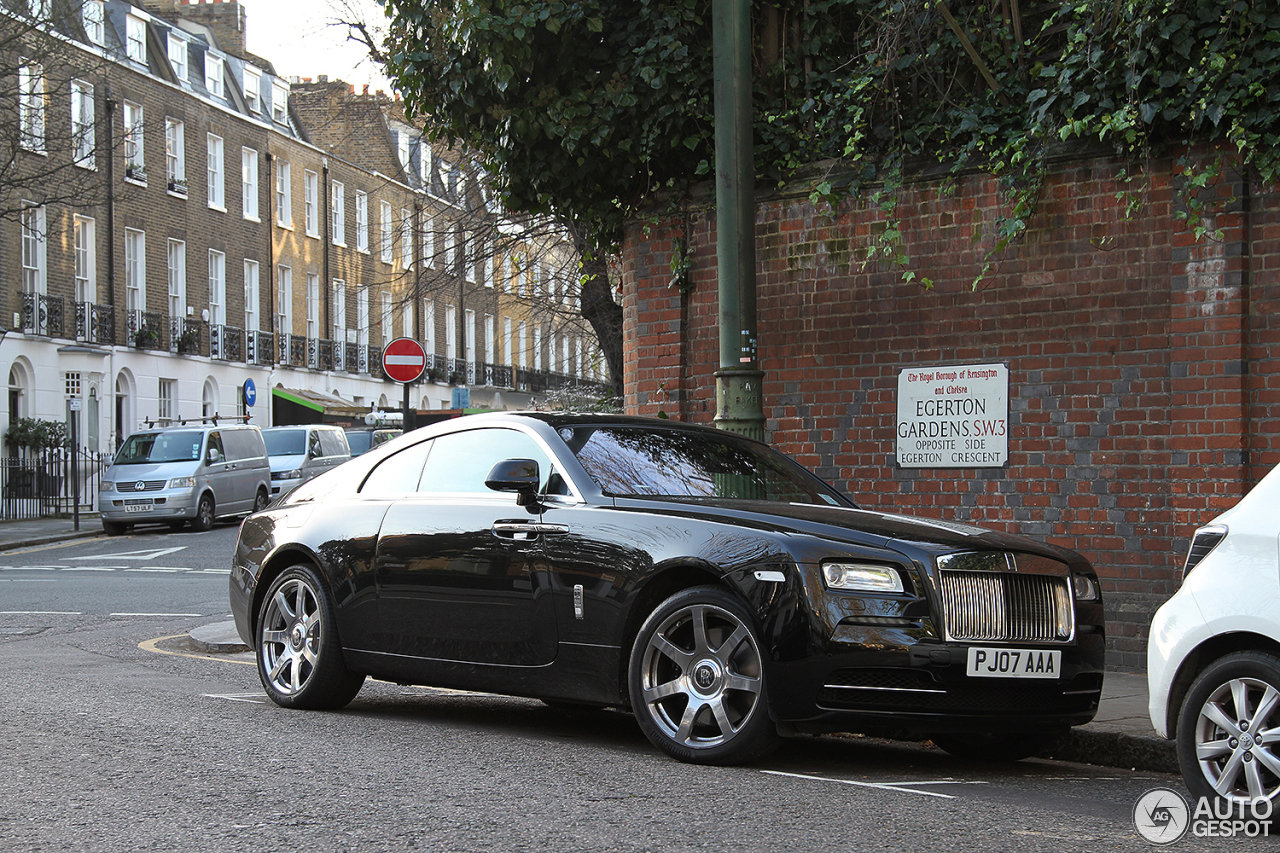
[100,423,271,535]
[345,427,401,456]
[1148,463,1280,809]
[230,412,1104,765]
[262,425,352,496]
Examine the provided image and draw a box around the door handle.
[491,522,570,540]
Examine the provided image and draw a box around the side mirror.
[485,458,540,506]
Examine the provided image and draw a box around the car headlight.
[99,481,115,492]
[822,562,904,594]
[1183,524,1228,581]
[1071,574,1099,601]
[168,477,197,490]
[272,469,302,481]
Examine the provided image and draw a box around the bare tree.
[0,2,117,231]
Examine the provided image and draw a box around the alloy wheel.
[260,576,323,697]
[1192,675,1280,803]
[637,601,764,750]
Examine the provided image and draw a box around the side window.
[319,429,345,457]
[418,428,553,495]
[206,432,225,464]
[360,440,432,495]
[308,430,323,458]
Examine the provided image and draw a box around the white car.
[1148,463,1280,808]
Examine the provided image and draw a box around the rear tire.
[256,564,364,710]
[253,487,270,513]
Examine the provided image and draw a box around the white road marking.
[203,693,267,704]
[0,610,83,615]
[762,770,989,800]
[0,579,56,583]
[112,612,204,617]
[69,546,187,561]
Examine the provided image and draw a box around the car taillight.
[1183,524,1228,581]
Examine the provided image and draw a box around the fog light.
[822,562,904,594]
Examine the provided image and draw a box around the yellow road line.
[139,633,254,666]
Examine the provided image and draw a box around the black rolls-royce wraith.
[230,412,1104,764]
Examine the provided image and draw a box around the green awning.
[271,386,324,412]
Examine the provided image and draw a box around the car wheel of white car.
[1177,651,1280,809]
[629,586,779,765]
[256,565,364,710]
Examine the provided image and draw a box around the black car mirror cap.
[485,458,541,506]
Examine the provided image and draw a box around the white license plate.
[124,504,153,513]
[966,647,1061,679]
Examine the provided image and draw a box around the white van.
[99,424,271,535]
[262,424,351,495]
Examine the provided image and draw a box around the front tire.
[253,487,270,513]
[256,564,364,710]
[1177,651,1280,810]
[629,585,779,765]
[191,494,215,532]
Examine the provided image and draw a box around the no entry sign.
[382,337,426,383]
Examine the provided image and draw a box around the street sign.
[382,337,426,383]
[243,378,257,407]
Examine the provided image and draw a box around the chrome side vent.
[940,571,1073,643]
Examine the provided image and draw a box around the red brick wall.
[621,151,1280,671]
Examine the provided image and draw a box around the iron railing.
[0,448,113,520]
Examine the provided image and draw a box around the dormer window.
[244,67,261,114]
[126,15,147,63]
[83,0,105,45]
[272,80,289,123]
[205,52,225,98]
[168,35,188,84]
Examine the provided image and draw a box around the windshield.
[263,429,306,456]
[564,426,849,506]
[114,430,204,464]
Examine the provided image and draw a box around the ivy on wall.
[383,1,1280,281]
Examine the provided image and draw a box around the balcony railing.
[21,293,65,338]
[128,309,168,350]
[75,301,115,344]
[246,330,274,366]
[171,317,202,355]
[210,325,243,361]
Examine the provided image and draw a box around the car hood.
[610,498,1080,563]
[268,454,306,471]
[106,462,197,479]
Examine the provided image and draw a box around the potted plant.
[126,161,146,181]
[134,326,160,349]
[448,370,464,385]
[177,327,199,353]
[168,176,187,194]
[427,367,445,383]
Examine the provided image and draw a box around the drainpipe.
[712,0,764,442]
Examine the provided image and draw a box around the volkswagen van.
[100,423,271,534]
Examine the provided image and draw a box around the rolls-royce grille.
[940,570,1073,642]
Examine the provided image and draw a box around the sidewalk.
[0,515,1178,774]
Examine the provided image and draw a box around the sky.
[238,0,396,94]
